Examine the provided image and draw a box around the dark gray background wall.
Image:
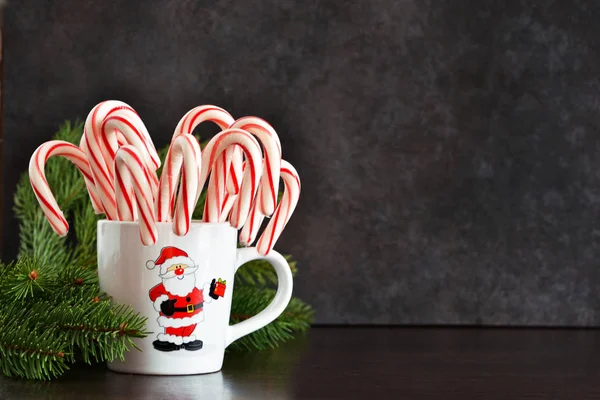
[4,0,600,325]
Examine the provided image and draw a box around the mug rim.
[97,220,233,227]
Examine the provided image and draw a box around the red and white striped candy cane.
[94,103,160,175]
[116,131,136,219]
[83,101,138,220]
[81,129,137,217]
[102,107,161,198]
[83,100,159,220]
[155,134,202,236]
[239,160,299,247]
[206,145,243,222]
[219,158,248,221]
[208,117,282,223]
[253,160,301,255]
[78,134,105,214]
[219,190,239,223]
[236,185,261,237]
[102,107,161,171]
[157,105,234,221]
[29,140,99,236]
[131,110,160,167]
[226,147,244,195]
[229,117,282,217]
[116,131,128,146]
[202,143,242,221]
[199,128,263,228]
[114,145,157,245]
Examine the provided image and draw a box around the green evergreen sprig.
[0,121,312,380]
[0,315,69,380]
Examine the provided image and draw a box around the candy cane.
[157,105,234,221]
[114,131,137,219]
[207,117,281,223]
[219,158,248,222]
[78,134,105,214]
[254,161,301,255]
[219,191,238,223]
[130,110,160,167]
[116,131,128,146]
[202,143,241,222]
[82,120,143,217]
[229,117,282,216]
[102,107,160,197]
[114,145,157,245]
[199,128,262,227]
[208,146,243,218]
[29,141,98,236]
[154,134,202,236]
[83,101,139,220]
[226,147,244,195]
[102,108,161,171]
[93,103,160,175]
[239,161,290,246]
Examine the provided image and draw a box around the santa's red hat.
[146,246,195,276]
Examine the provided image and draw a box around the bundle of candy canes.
[28,101,300,255]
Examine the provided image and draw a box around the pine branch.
[14,174,72,267]
[0,302,70,380]
[0,256,98,302]
[155,141,170,178]
[0,293,148,379]
[48,300,148,364]
[0,256,58,301]
[71,202,102,269]
[0,330,69,380]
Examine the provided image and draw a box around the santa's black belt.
[173,303,203,313]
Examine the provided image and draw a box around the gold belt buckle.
[187,304,194,313]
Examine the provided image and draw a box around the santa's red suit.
[149,283,205,344]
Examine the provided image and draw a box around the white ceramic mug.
[97,221,294,375]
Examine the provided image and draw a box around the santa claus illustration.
[146,246,224,352]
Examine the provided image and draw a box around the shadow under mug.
[97,221,293,375]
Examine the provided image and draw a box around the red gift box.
[214,278,226,297]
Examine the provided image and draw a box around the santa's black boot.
[183,340,203,351]
[153,340,181,352]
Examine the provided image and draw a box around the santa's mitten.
[160,299,177,316]
[153,294,170,312]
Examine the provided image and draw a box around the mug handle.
[225,247,294,347]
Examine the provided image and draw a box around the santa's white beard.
[162,273,196,297]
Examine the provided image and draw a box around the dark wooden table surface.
[1,327,600,399]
